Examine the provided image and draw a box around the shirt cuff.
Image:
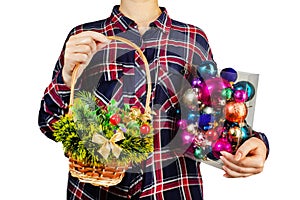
[252,131,270,159]
[53,70,71,109]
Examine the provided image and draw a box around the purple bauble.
[212,138,233,159]
[233,90,248,103]
[177,119,188,130]
[199,77,232,106]
[192,78,202,88]
[181,131,195,144]
[220,68,238,82]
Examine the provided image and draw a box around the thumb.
[234,137,258,161]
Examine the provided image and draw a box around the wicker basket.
[67,35,152,187]
[69,157,128,187]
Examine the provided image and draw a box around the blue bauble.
[233,81,256,101]
[197,61,218,80]
[240,124,253,142]
[220,68,238,82]
[198,114,214,130]
[187,112,199,123]
[224,120,239,129]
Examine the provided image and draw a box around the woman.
[38,0,269,199]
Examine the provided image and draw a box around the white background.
[1,0,299,199]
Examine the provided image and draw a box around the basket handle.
[68,35,152,116]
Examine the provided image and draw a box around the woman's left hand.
[220,137,267,178]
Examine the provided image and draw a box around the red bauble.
[140,124,151,134]
[110,114,121,125]
[205,129,219,142]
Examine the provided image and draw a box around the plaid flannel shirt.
[38,5,269,200]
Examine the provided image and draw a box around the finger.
[81,31,110,44]
[220,155,259,175]
[222,165,253,178]
[72,31,110,46]
[221,150,265,169]
[68,37,97,53]
[67,45,94,55]
[65,53,90,66]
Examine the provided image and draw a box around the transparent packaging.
[178,61,259,168]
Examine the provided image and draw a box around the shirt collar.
[109,5,172,33]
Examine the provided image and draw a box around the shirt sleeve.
[38,28,76,141]
[252,130,270,159]
[38,64,71,141]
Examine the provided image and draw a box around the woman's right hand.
[62,31,110,87]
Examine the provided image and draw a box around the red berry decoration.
[110,114,121,125]
[140,124,151,134]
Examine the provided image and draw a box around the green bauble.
[221,88,233,100]
[194,147,204,159]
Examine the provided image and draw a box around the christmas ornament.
[178,62,258,169]
[220,67,238,82]
[197,61,218,80]
[224,102,248,123]
[233,81,256,101]
[212,137,233,159]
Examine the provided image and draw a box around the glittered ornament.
[202,106,214,114]
[182,88,199,110]
[224,102,248,123]
[233,81,255,101]
[228,126,243,144]
[220,67,238,82]
[129,106,142,120]
[186,123,198,134]
[212,138,233,159]
[197,61,218,80]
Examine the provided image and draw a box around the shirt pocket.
[92,62,124,105]
[157,60,193,108]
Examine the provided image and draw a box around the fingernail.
[220,151,229,157]
[235,152,242,161]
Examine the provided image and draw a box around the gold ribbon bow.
[129,107,153,122]
[92,130,125,160]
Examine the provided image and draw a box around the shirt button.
[181,69,188,75]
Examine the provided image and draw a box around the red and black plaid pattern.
[38,5,269,200]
